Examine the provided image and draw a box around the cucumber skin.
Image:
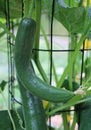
[18,80,47,130]
[15,17,74,103]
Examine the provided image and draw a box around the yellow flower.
[43,100,49,109]
[84,38,91,49]
[67,114,72,122]
[83,0,91,6]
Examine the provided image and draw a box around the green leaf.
[0,80,7,92]
[64,0,80,7]
[0,0,22,19]
[42,0,86,34]
[0,22,15,40]
[54,2,86,33]
[0,109,24,130]
[0,31,5,37]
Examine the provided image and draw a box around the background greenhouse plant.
[0,0,91,130]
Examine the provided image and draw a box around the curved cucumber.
[18,79,47,130]
[15,17,74,103]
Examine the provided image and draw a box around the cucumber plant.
[15,17,75,103]
[1,0,91,130]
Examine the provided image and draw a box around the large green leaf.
[42,0,86,34]
[54,1,86,33]
[0,0,22,19]
[0,109,24,130]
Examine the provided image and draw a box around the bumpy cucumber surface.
[18,79,47,130]
[15,17,74,103]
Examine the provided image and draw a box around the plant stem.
[68,33,77,91]
[34,0,41,59]
[70,112,77,130]
[68,35,73,91]
[57,35,84,88]
[41,25,58,84]
[62,113,69,130]
[79,0,83,6]
[57,21,91,88]
[35,59,48,82]
[15,109,25,130]
[28,0,34,17]
[24,0,34,17]
[32,0,49,82]
[83,1,89,31]
[0,22,15,40]
[24,0,30,17]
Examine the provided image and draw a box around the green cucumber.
[18,79,47,130]
[15,17,74,103]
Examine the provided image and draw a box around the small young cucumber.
[15,17,74,103]
[18,79,47,130]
